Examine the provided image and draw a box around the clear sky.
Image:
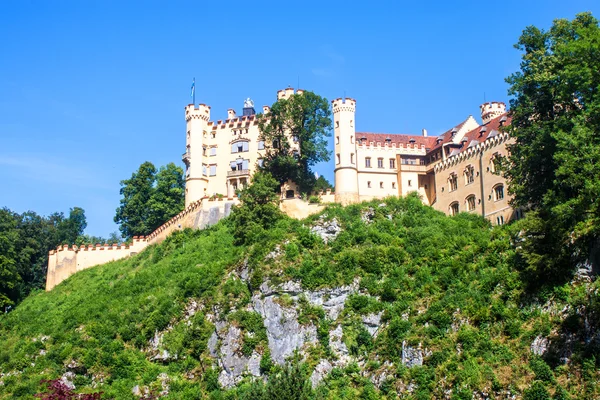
[1,0,598,237]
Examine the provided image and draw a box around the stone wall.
[46,198,239,291]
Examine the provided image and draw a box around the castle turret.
[184,103,211,207]
[332,97,359,205]
[480,102,506,124]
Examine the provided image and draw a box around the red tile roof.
[356,132,438,148]
[453,113,512,156]
[429,118,471,151]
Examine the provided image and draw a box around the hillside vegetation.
[1,195,599,399]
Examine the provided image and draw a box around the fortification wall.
[46,198,239,291]
[46,238,147,290]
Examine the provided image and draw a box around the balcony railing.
[181,152,191,164]
[227,169,250,178]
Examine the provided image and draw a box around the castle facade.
[185,88,517,225]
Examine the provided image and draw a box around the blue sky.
[1,0,598,237]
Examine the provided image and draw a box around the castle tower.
[332,97,359,205]
[480,102,506,124]
[183,103,211,207]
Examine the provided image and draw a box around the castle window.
[350,135,354,144]
[257,158,264,168]
[466,195,476,211]
[408,180,412,187]
[211,132,216,139]
[351,153,354,164]
[377,158,384,168]
[203,130,207,138]
[258,140,265,150]
[202,147,207,156]
[210,147,217,156]
[380,182,384,189]
[209,165,217,176]
[365,157,371,168]
[392,182,396,189]
[389,158,395,169]
[367,181,371,188]
[202,165,207,176]
[449,174,458,192]
[185,166,190,177]
[496,215,505,225]
[494,184,504,201]
[336,136,340,144]
[187,131,190,140]
[336,121,339,128]
[350,120,353,127]
[465,165,475,184]
[449,202,459,216]
[336,154,340,165]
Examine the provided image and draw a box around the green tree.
[147,163,185,230]
[313,175,333,193]
[114,161,185,239]
[257,90,332,193]
[504,12,600,284]
[229,171,284,245]
[0,208,20,310]
[115,161,157,238]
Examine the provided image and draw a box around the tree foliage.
[0,206,88,309]
[229,171,284,245]
[505,12,600,284]
[257,90,332,193]
[114,162,184,239]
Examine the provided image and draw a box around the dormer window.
[479,126,487,136]
[499,115,508,125]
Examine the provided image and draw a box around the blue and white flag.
[190,78,195,98]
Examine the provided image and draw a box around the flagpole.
[192,77,196,106]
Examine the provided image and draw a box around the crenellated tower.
[332,97,359,205]
[183,103,211,207]
[480,102,506,124]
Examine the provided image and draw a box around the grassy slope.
[0,195,598,399]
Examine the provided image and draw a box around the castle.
[183,88,516,225]
[46,88,516,290]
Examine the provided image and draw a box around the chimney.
[262,105,270,114]
[422,128,428,137]
[227,109,236,119]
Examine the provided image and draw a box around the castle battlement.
[480,102,506,124]
[332,98,356,113]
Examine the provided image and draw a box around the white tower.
[332,97,359,205]
[183,103,211,207]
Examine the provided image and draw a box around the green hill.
[1,195,598,399]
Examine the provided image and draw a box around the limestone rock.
[362,312,383,336]
[310,359,332,388]
[252,294,317,364]
[329,325,350,365]
[401,341,425,368]
[531,336,549,356]
[311,217,341,243]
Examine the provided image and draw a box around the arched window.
[466,195,476,211]
[449,202,459,216]
[493,184,504,201]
